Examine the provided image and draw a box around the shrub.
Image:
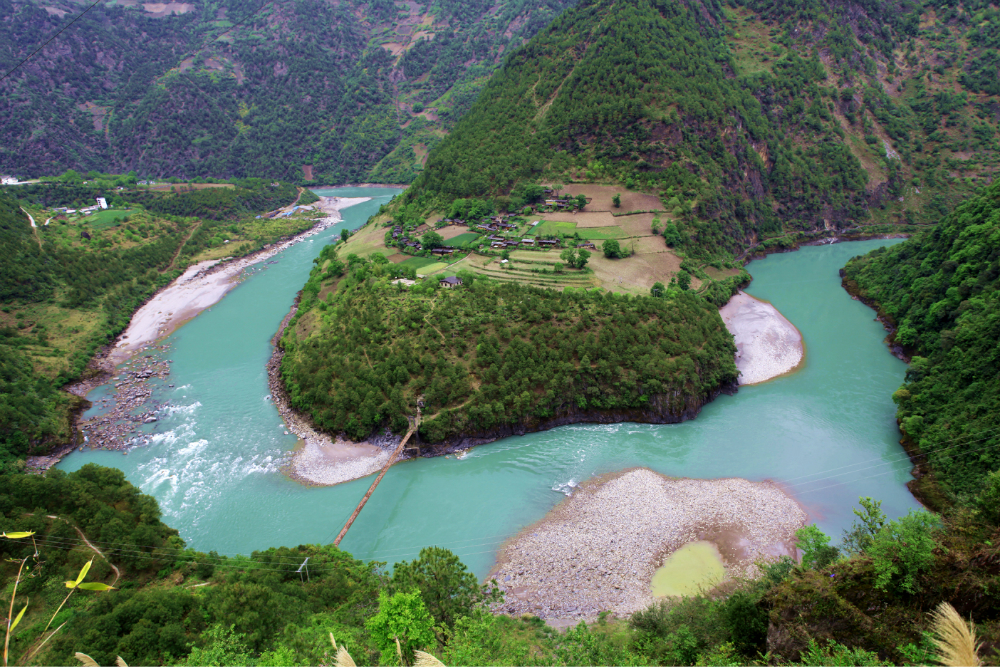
[868,510,941,594]
[796,524,840,570]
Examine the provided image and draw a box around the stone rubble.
[77,347,173,451]
[490,468,806,623]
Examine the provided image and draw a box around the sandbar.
[109,196,369,365]
[719,291,803,385]
[490,468,805,622]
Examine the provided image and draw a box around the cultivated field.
[557,184,663,212]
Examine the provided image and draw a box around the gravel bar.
[491,468,806,622]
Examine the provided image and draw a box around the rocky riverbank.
[490,468,806,622]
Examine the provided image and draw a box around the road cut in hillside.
[108,196,368,365]
[720,291,804,385]
[490,468,806,623]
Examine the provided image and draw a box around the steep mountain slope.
[400,0,1000,256]
[0,0,576,182]
[843,179,1000,503]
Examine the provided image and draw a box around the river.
[60,187,921,577]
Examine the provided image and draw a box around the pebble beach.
[491,468,806,622]
[720,291,804,385]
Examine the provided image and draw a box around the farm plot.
[400,256,440,269]
[558,184,663,212]
[447,232,482,247]
[81,209,131,228]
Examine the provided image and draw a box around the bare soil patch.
[438,225,475,240]
[559,184,662,212]
[541,211,615,227]
[589,246,682,294]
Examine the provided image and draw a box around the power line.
[0,0,107,84]
[8,423,1000,571]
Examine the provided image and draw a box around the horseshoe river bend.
[59,186,922,578]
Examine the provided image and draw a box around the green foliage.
[421,230,445,250]
[365,590,436,666]
[975,470,1000,525]
[602,239,622,258]
[795,525,840,570]
[843,181,1000,498]
[799,639,892,666]
[281,253,738,443]
[612,194,621,209]
[676,270,691,291]
[388,547,501,643]
[841,497,888,555]
[0,1,576,183]
[868,510,941,594]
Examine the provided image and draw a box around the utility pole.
[297,557,310,583]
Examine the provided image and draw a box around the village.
[385,188,599,259]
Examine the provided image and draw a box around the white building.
[1,175,17,185]
[96,197,108,209]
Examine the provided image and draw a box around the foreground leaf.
[11,603,28,631]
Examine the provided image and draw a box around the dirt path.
[28,514,122,586]
[163,221,202,273]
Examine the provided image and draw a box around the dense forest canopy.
[0,0,577,182]
[843,179,1000,501]
[397,0,999,257]
[0,179,303,471]
[281,247,737,443]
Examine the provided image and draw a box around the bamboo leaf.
[64,580,78,589]
[77,583,114,591]
[75,652,100,667]
[11,603,28,631]
[74,559,94,586]
[1,531,35,539]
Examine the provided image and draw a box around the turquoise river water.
[60,187,922,577]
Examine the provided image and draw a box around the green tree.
[975,470,1000,525]
[612,193,621,208]
[795,524,839,570]
[185,625,254,666]
[842,497,888,554]
[575,194,587,210]
[602,239,622,258]
[662,222,681,247]
[650,281,666,297]
[421,231,445,249]
[560,248,576,265]
[676,269,691,290]
[868,510,941,594]
[389,547,502,644]
[365,590,436,666]
[341,228,349,242]
[575,249,591,269]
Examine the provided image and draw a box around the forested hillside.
[281,248,738,444]
[843,179,1000,504]
[0,179,304,470]
[0,0,576,182]
[399,0,1000,257]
